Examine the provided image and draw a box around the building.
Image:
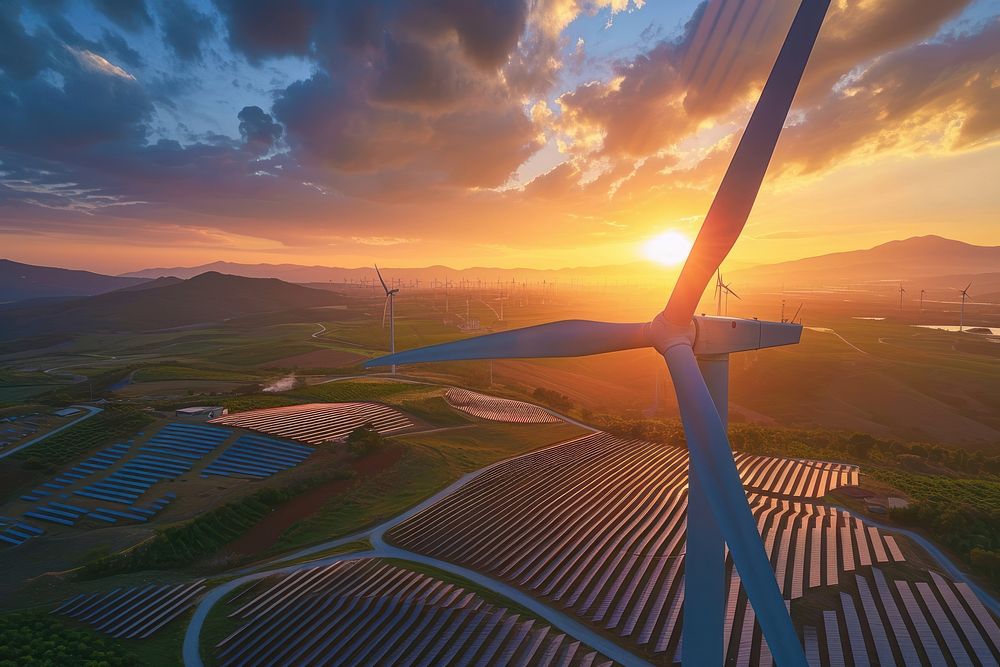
[175,406,228,420]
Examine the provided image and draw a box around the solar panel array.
[210,402,413,444]
[734,453,859,499]
[19,442,132,502]
[201,433,314,479]
[800,569,1000,667]
[445,388,563,423]
[54,580,207,639]
[0,517,43,546]
[216,558,613,667]
[387,432,961,663]
[2,417,322,548]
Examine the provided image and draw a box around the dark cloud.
[100,28,143,68]
[0,18,150,155]
[0,2,47,80]
[159,0,214,62]
[212,0,316,61]
[237,105,281,154]
[91,0,152,32]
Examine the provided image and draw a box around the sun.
[642,230,693,266]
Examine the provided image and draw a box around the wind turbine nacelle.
[692,316,801,356]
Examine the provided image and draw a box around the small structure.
[864,496,909,514]
[175,406,227,420]
[53,407,81,417]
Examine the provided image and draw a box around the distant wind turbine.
[919,289,925,311]
[960,283,972,332]
[898,282,906,310]
[368,1,830,663]
[715,271,741,316]
[375,265,399,375]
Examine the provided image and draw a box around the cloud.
[212,0,315,62]
[68,46,135,79]
[91,0,152,33]
[237,105,281,154]
[775,18,1000,173]
[159,0,214,62]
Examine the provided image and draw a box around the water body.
[912,324,1000,335]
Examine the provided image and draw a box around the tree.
[345,422,384,458]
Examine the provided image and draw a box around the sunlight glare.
[642,230,693,266]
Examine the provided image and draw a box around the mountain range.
[0,272,347,339]
[0,259,147,302]
[3,235,999,303]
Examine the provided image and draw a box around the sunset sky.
[1,0,998,274]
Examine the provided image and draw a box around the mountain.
[732,236,1000,288]
[120,260,676,285]
[0,259,148,302]
[0,272,349,339]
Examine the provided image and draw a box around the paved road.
[182,428,653,667]
[806,326,870,355]
[0,404,102,460]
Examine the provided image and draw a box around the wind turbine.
[960,282,972,332]
[715,271,742,316]
[920,288,925,312]
[898,282,906,310]
[367,2,829,664]
[375,265,399,375]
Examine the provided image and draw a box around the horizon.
[5,232,998,277]
[1,1,999,273]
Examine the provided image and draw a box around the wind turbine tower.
[715,271,741,316]
[898,282,905,310]
[375,265,399,375]
[960,283,972,332]
[367,1,830,663]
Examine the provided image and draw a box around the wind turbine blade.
[381,296,389,327]
[663,0,830,326]
[964,282,972,292]
[364,320,650,367]
[375,264,390,294]
[727,286,742,300]
[662,343,806,665]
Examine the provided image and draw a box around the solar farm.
[213,558,614,666]
[2,388,999,666]
[445,388,563,423]
[209,401,415,443]
[0,402,414,547]
[387,432,999,665]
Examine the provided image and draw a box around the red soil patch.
[221,445,404,558]
[260,348,365,369]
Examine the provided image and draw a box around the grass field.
[273,421,586,552]
[11,406,153,472]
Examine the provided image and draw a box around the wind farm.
[1,0,999,665]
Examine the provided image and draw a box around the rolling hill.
[732,235,1000,288]
[0,259,148,302]
[0,272,350,339]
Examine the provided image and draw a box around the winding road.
[182,424,650,667]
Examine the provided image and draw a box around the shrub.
[0,612,137,666]
[345,422,384,458]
